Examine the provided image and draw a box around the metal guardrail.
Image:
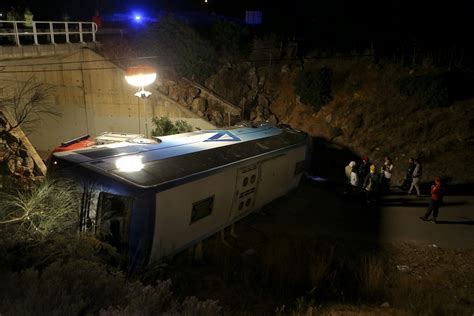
[0,20,97,46]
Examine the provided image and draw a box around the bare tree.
[0,77,61,133]
[0,178,79,240]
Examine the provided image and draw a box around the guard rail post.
[49,22,56,44]
[32,22,39,45]
[13,22,20,46]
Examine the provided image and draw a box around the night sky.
[2,0,474,53]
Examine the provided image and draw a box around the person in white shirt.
[380,156,393,194]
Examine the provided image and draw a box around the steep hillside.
[206,59,474,185]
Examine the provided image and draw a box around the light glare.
[115,155,144,172]
[125,73,157,87]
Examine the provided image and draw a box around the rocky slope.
[205,58,474,186]
[0,111,46,190]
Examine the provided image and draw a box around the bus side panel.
[255,146,307,209]
[150,168,237,261]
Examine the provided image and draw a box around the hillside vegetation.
[206,58,474,185]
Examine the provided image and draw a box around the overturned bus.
[49,124,311,266]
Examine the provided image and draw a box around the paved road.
[238,181,474,250]
[379,193,474,248]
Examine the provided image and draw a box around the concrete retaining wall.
[0,46,215,154]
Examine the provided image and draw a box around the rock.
[380,302,390,308]
[168,85,179,101]
[23,169,32,177]
[9,142,19,153]
[396,265,411,272]
[267,115,278,125]
[325,114,332,123]
[19,148,29,158]
[191,98,207,114]
[252,114,265,124]
[22,157,34,170]
[281,64,290,73]
[211,111,224,126]
[157,84,169,96]
[257,95,269,108]
[15,158,23,170]
[197,111,205,117]
[5,133,19,144]
[7,159,16,174]
[238,98,246,109]
[188,86,201,99]
[263,108,271,117]
[250,110,257,121]
[242,248,257,256]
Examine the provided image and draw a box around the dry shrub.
[0,260,128,316]
[100,280,221,316]
[0,259,221,316]
[0,234,122,274]
[389,274,464,316]
[0,178,79,241]
[357,254,387,300]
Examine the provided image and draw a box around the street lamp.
[125,65,157,137]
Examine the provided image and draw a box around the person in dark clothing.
[401,157,415,190]
[358,156,370,188]
[420,176,444,223]
[363,164,379,204]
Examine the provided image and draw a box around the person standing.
[363,164,379,204]
[344,161,356,194]
[408,158,422,197]
[92,10,102,29]
[420,176,444,223]
[350,164,359,188]
[358,156,370,187]
[6,6,16,21]
[401,157,415,190]
[24,7,33,28]
[380,156,393,194]
[345,161,355,183]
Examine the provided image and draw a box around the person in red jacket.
[420,176,444,223]
[92,10,102,29]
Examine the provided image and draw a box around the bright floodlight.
[135,15,141,21]
[125,65,157,87]
[115,155,144,172]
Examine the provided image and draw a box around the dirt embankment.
[206,59,474,186]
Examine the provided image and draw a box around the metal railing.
[0,20,98,46]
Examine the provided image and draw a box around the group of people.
[344,156,445,223]
[344,156,394,203]
[4,6,102,28]
[5,6,34,26]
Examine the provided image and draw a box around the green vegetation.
[294,67,333,111]
[151,117,193,137]
[398,74,450,108]
[398,71,474,108]
[211,21,250,61]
